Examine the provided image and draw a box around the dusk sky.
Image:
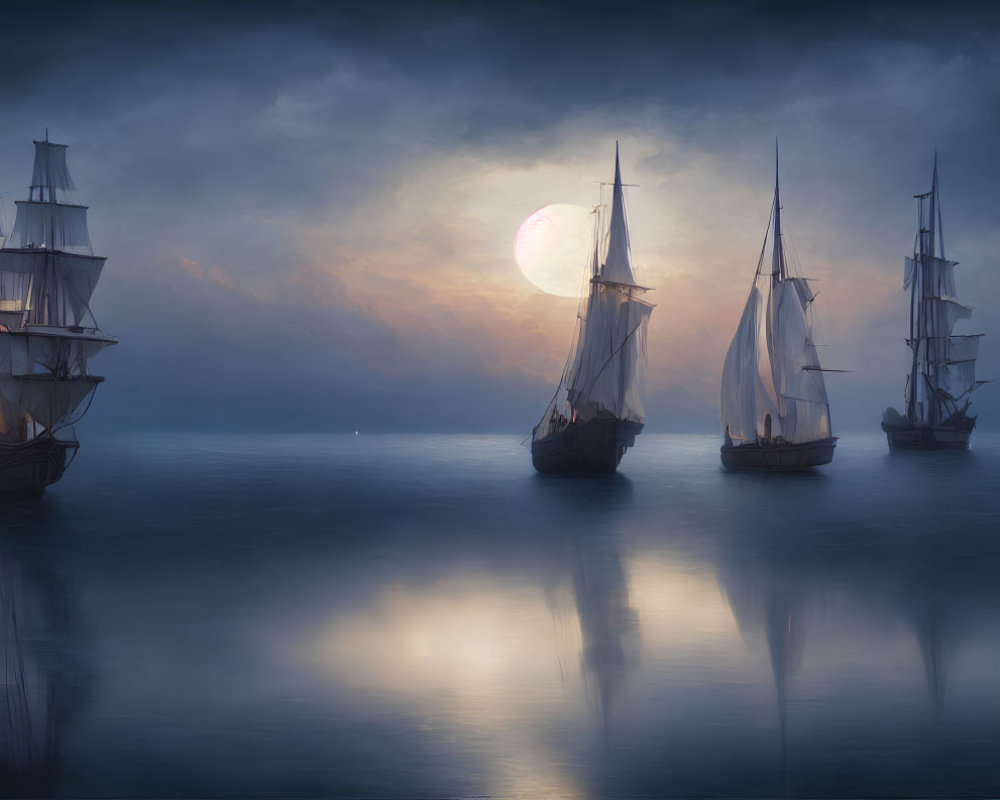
[4,0,999,434]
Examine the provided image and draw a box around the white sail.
[0,331,113,377]
[1,376,100,430]
[769,278,830,443]
[31,140,76,195]
[720,286,762,442]
[0,250,106,327]
[536,145,652,439]
[4,201,93,254]
[601,145,635,286]
[721,149,832,446]
[945,334,981,363]
[566,146,651,422]
[567,287,652,421]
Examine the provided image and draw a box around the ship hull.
[0,435,77,496]
[882,418,975,451]
[532,417,643,474]
[720,437,837,471]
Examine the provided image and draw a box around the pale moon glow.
[514,203,594,297]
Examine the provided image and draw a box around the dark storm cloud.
[12,2,1000,121]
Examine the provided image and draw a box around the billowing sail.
[721,151,832,447]
[566,146,651,422]
[535,145,653,440]
[768,278,830,443]
[721,287,779,443]
[567,286,652,422]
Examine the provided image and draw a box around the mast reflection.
[1,518,90,797]
[719,546,810,797]
[541,474,637,733]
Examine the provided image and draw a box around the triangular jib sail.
[901,156,983,425]
[721,147,832,446]
[0,137,116,443]
[536,145,654,440]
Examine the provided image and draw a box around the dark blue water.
[3,432,1000,798]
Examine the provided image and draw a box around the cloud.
[3,1,1000,434]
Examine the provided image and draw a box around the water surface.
[3,432,1000,798]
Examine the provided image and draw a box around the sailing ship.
[531,145,653,474]
[720,147,837,470]
[881,157,983,450]
[0,136,116,494]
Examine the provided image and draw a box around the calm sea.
[3,431,1000,798]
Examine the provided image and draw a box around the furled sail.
[0,137,115,443]
[535,145,653,440]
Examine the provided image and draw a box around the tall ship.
[720,147,837,470]
[531,145,653,474]
[881,157,984,450]
[0,136,116,494]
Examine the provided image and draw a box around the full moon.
[514,203,593,297]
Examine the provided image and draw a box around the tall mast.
[771,140,787,285]
[927,155,939,423]
[612,140,623,226]
[614,143,626,396]
[924,153,937,261]
[908,155,943,423]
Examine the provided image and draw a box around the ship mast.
[909,155,941,424]
[771,140,787,285]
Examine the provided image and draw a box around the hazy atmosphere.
[6,5,1000,797]
[4,0,999,434]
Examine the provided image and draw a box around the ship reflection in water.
[1,432,1000,797]
[1,508,91,797]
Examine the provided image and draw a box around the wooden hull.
[0,436,77,496]
[720,437,837,471]
[532,418,643,474]
[882,417,975,451]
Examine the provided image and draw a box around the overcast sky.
[3,0,999,433]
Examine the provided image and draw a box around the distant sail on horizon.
[882,155,984,450]
[531,144,654,474]
[0,136,117,494]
